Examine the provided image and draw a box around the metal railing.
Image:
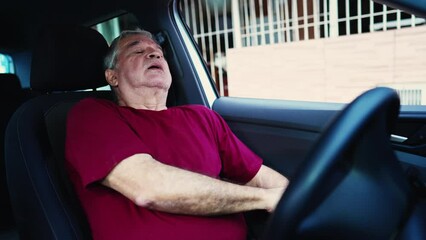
[179,0,425,96]
[397,89,422,105]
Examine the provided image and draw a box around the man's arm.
[102,153,284,215]
[246,165,289,189]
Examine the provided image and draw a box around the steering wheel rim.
[264,87,412,239]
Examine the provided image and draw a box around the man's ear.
[105,69,118,86]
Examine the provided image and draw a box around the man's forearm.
[138,161,283,215]
[102,154,284,215]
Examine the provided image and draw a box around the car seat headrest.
[30,24,109,92]
[0,73,22,92]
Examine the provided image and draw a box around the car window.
[93,12,140,45]
[0,53,14,73]
[179,0,426,105]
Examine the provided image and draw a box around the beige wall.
[226,26,426,103]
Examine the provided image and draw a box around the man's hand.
[246,164,289,212]
[265,187,286,212]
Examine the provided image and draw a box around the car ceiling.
[374,0,426,18]
[2,0,425,53]
[0,0,172,52]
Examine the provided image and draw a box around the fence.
[397,89,422,105]
[179,0,425,97]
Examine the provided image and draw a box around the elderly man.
[65,29,288,240]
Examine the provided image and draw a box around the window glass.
[93,13,140,45]
[179,0,426,105]
[0,53,14,73]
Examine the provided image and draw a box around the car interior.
[4,24,113,240]
[0,74,28,237]
[1,0,426,239]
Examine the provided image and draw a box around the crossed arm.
[102,153,289,216]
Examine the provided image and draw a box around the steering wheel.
[263,87,413,239]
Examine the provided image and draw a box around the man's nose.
[148,51,161,59]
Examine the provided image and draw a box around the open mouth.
[147,63,162,71]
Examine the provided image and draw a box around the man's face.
[110,34,172,91]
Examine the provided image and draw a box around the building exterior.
[180,0,426,104]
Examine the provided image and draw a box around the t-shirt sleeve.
[65,98,149,187]
[207,108,263,184]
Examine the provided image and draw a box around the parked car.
[0,0,425,239]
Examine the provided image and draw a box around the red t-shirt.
[65,98,263,240]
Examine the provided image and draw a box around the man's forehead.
[120,35,161,49]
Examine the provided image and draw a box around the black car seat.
[4,24,112,240]
[0,73,27,233]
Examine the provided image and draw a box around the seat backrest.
[4,24,112,239]
[0,73,27,231]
